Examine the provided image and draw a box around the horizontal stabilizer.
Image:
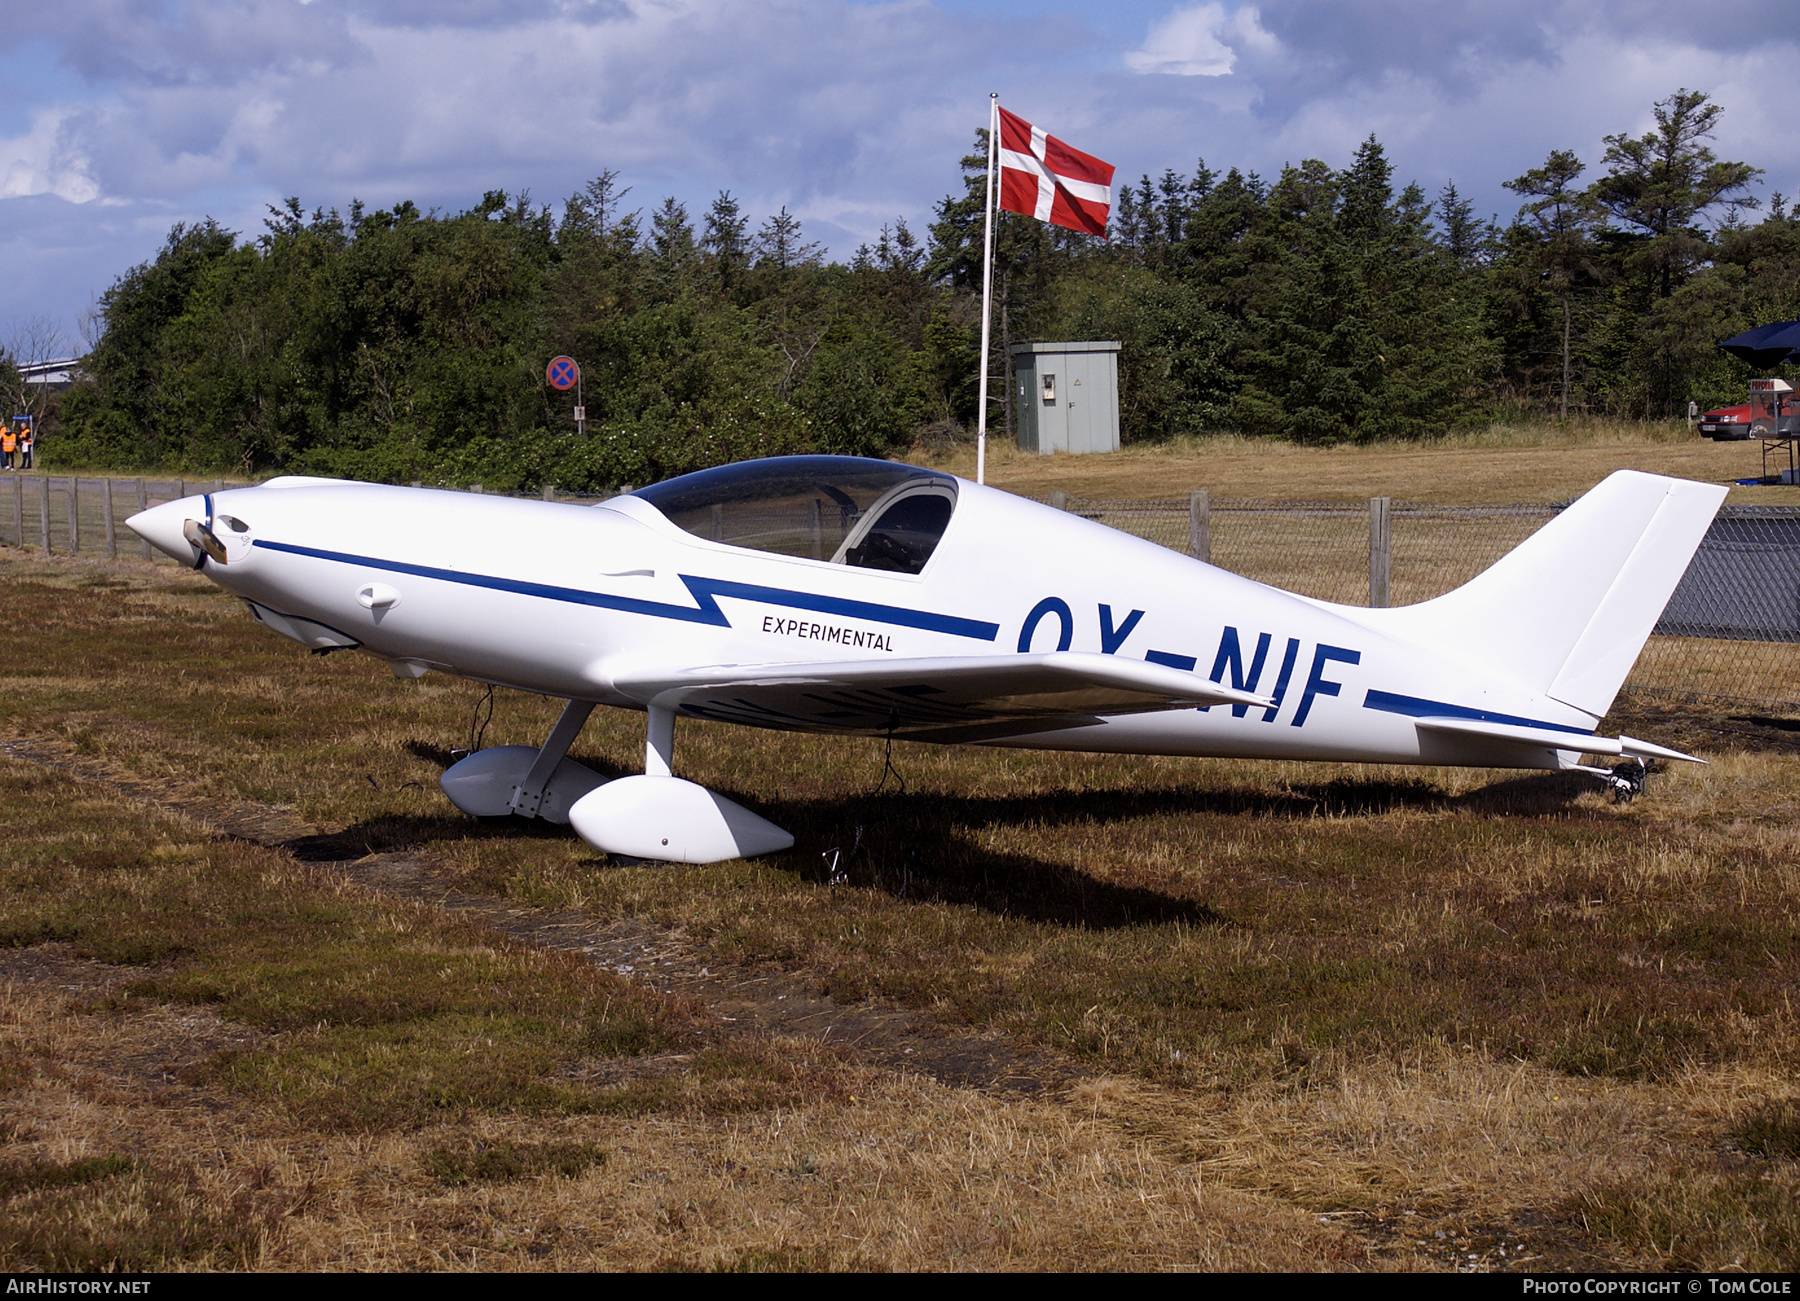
[1413,716,1702,764]
[608,651,1271,740]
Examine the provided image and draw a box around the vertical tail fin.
[1361,471,1727,718]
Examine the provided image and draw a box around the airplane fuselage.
[169,476,1606,772]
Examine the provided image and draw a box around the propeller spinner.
[128,495,225,568]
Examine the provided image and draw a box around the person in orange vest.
[17,423,30,470]
[0,422,14,470]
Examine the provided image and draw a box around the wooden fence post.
[11,474,21,548]
[470,484,483,494]
[1189,490,1210,563]
[1369,496,1391,608]
[136,480,150,559]
[38,476,50,553]
[68,478,80,554]
[103,480,116,558]
[1050,490,1068,512]
[543,483,555,501]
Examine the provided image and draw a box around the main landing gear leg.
[645,704,674,778]
[438,697,606,824]
[510,699,597,818]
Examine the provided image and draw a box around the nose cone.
[127,496,205,565]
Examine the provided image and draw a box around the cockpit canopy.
[631,456,958,575]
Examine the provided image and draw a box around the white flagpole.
[975,92,998,487]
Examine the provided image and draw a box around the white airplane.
[128,456,1724,863]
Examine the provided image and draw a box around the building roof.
[1008,341,1120,356]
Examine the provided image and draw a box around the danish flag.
[996,106,1115,237]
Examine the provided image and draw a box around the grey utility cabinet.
[1010,341,1121,455]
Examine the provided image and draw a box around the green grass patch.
[0,1045,26,1095]
[0,1155,138,1200]
[1734,1102,1800,1160]
[203,1015,642,1130]
[1571,1167,1800,1272]
[0,1156,257,1270]
[4,558,1794,1094]
[422,1139,606,1186]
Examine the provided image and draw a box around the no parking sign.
[546,356,579,390]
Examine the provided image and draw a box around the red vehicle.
[1699,402,1753,439]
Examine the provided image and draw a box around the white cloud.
[4,0,1800,337]
[0,109,100,203]
[42,1,1008,209]
[1127,4,1234,76]
[1126,4,1275,77]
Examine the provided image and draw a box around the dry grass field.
[919,419,1800,506]
[2,430,1797,1272]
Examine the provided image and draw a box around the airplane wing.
[610,651,1272,743]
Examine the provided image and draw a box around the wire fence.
[0,476,224,561]
[1043,493,1799,710]
[3,475,1793,710]
[1054,496,1562,604]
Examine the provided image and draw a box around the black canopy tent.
[1718,319,1800,369]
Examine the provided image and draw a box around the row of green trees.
[41,88,1799,489]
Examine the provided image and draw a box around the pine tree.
[1590,89,1761,300]
[560,171,640,254]
[1433,181,1490,269]
[703,191,750,288]
[650,197,695,266]
[753,207,822,271]
[1505,150,1595,417]
[1158,168,1187,246]
[1588,90,1761,414]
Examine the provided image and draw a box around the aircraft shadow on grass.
[284,744,1606,930]
[285,803,1221,931]
[400,737,1605,822]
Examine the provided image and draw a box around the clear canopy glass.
[632,456,959,574]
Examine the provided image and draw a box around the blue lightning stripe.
[250,540,1000,641]
[1362,689,1596,737]
[697,576,998,639]
[253,539,724,623]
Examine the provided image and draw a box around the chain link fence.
[3,475,1792,710]
[1641,509,1800,707]
[1062,497,1565,607]
[1048,493,1799,710]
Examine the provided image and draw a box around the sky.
[2,0,1796,355]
